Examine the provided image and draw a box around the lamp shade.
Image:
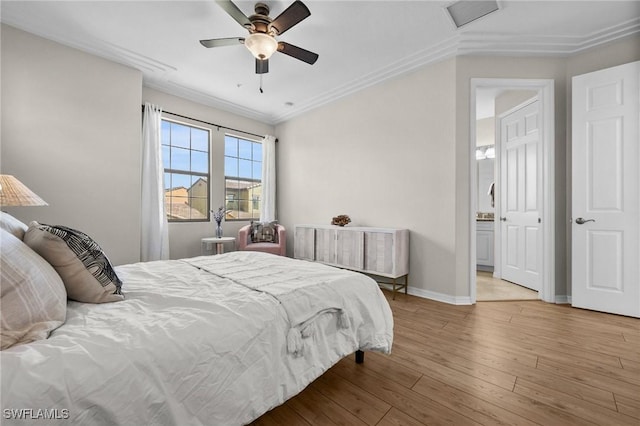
[244,33,278,60]
[0,175,48,207]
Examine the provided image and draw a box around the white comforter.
[1,251,393,425]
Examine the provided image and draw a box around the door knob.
[575,217,595,225]
[500,217,507,222]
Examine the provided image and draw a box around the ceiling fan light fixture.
[244,33,278,60]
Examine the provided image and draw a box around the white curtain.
[141,102,170,261]
[260,135,277,223]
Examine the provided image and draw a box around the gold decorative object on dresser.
[294,224,409,299]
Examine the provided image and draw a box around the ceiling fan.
[200,0,319,75]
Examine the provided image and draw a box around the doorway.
[469,79,555,304]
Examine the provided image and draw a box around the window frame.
[162,118,211,223]
[224,134,263,222]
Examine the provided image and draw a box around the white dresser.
[294,224,409,298]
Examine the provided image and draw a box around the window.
[162,119,210,222]
[224,135,262,220]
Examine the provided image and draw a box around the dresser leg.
[355,350,364,364]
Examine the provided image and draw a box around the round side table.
[201,237,236,255]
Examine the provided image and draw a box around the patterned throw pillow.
[24,222,124,303]
[250,221,278,243]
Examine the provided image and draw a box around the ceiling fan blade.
[215,0,252,28]
[256,58,269,74]
[200,37,245,48]
[269,1,311,35]
[277,42,318,65]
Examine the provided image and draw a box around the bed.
[1,223,393,426]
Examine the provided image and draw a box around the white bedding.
[1,251,393,425]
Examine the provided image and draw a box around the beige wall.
[495,90,537,117]
[142,88,274,260]
[475,117,494,147]
[1,24,142,265]
[276,59,458,300]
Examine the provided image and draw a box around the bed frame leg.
[355,350,364,364]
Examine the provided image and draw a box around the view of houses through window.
[224,135,262,220]
[162,119,210,221]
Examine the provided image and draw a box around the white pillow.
[0,211,28,240]
[0,229,67,350]
[23,222,124,304]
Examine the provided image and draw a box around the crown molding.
[1,17,177,78]
[269,36,461,124]
[3,11,638,126]
[143,79,275,124]
[456,17,640,56]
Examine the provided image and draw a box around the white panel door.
[572,61,639,318]
[500,100,541,291]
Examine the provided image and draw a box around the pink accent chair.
[237,224,286,256]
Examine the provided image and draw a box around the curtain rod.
[141,105,277,142]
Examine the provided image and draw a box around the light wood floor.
[252,291,640,425]
[476,271,538,301]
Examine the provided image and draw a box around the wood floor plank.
[622,331,640,344]
[620,357,640,374]
[253,295,639,425]
[536,357,640,401]
[394,317,539,368]
[513,378,637,426]
[342,351,422,389]
[509,312,629,343]
[390,346,604,425]
[287,386,368,426]
[391,308,449,332]
[251,404,310,426]
[311,370,391,425]
[444,318,625,368]
[329,362,482,425]
[615,394,640,420]
[535,354,640,387]
[377,407,426,426]
[392,330,518,391]
[462,306,515,323]
[540,304,640,330]
[393,327,620,411]
[411,374,539,426]
[515,302,638,334]
[507,316,639,361]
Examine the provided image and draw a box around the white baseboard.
[400,287,570,307]
[555,295,572,305]
[407,286,473,305]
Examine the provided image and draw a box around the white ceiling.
[2,1,639,124]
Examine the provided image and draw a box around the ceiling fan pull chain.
[259,74,264,93]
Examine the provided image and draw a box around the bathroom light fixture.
[476,146,495,160]
[485,146,495,159]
